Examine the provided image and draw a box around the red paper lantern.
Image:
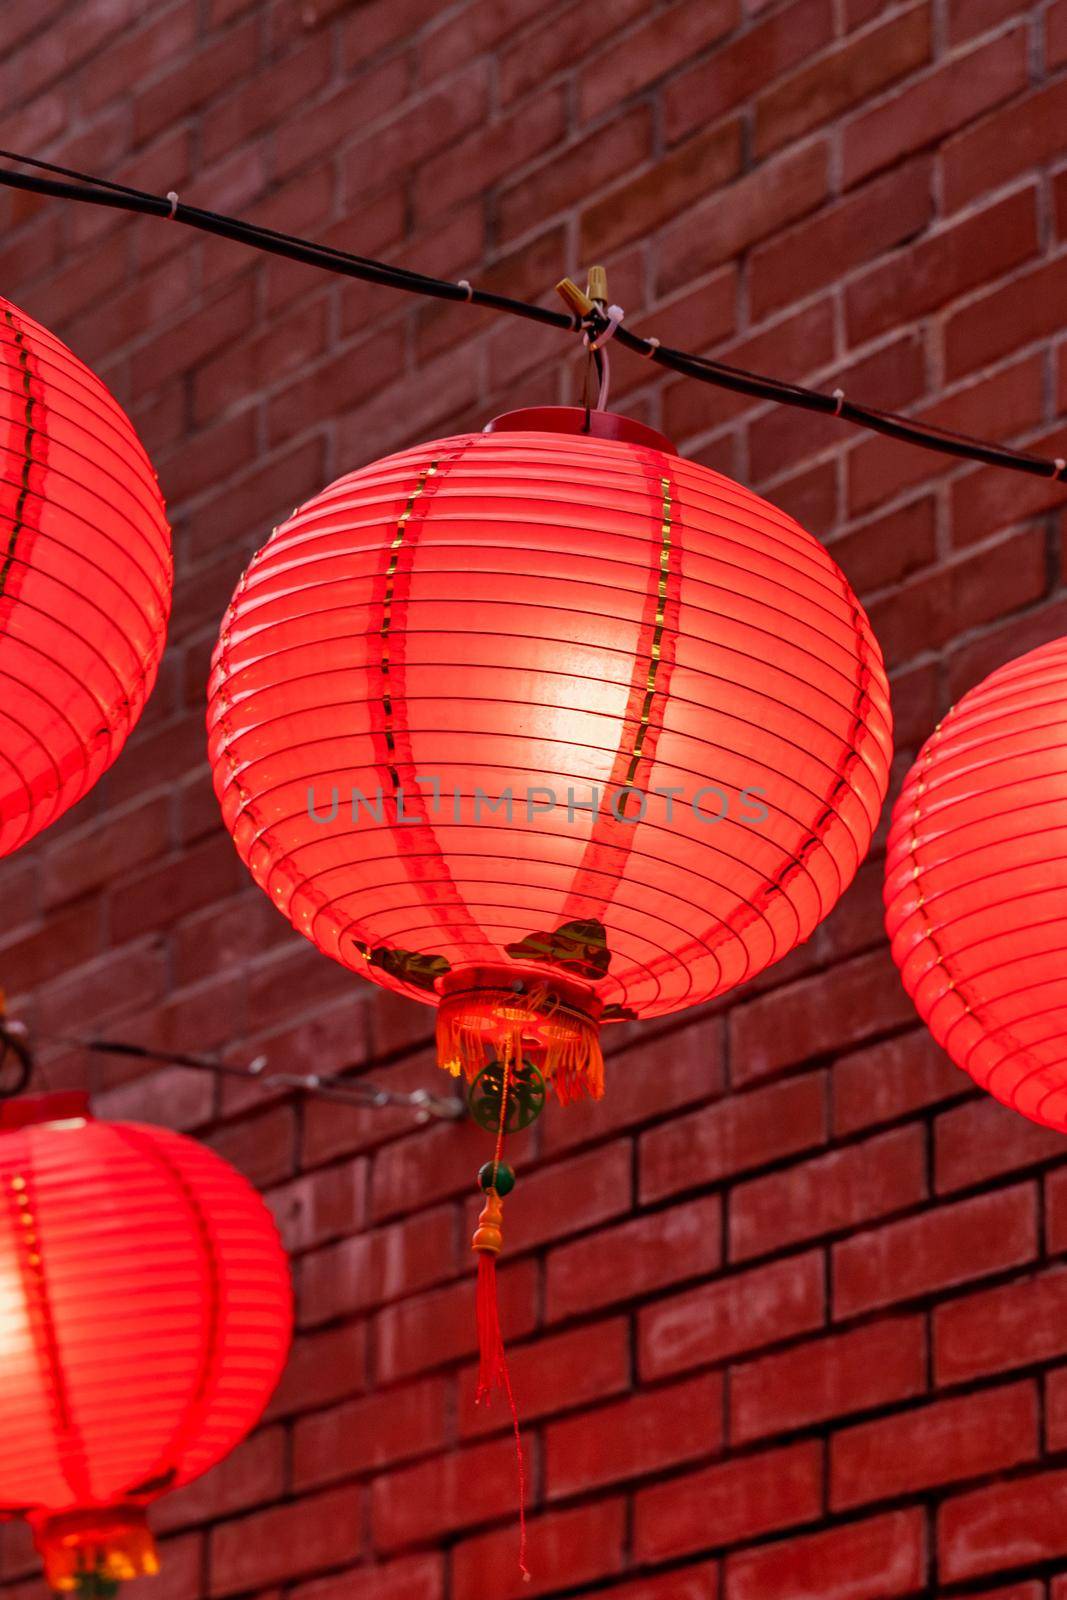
[885,634,1067,1131]
[0,1093,291,1591]
[0,296,171,857]
[208,407,892,1095]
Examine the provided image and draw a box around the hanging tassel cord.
[471,1043,530,1582]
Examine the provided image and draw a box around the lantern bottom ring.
[30,1506,159,1592]
[435,964,605,1105]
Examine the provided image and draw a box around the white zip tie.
[1053,457,1066,478]
[456,279,473,302]
[640,336,662,358]
[583,303,625,352]
[165,190,179,219]
[831,387,846,416]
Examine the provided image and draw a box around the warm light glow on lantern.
[0,1094,292,1591]
[209,407,892,1102]
[0,296,172,857]
[885,634,1067,1131]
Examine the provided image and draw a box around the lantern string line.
[0,149,1065,486]
[0,1016,466,1122]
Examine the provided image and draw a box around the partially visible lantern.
[886,635,1067,1131]
[0,296,171,857]
[0,1093,292,1591]
[208,407,892,1100]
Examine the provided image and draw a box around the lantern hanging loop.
[0,998,32,1098]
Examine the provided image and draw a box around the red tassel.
[474,1205,529,1582]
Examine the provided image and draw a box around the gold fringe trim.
[436,985,604,1104]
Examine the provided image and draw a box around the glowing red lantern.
[208,407,891,1097]
[885,634,1067,1131]
[0,296,171,857]
[0,1093,291,1591]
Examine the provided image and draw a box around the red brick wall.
[2,0,1067,1596]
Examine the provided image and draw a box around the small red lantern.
[0,1093,292,1591]
[0,296,171,857]
[208,407,892,1089]
[885,634,1067,1131]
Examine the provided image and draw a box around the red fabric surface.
[886,634,1067,1129]
[0,297,171,858]
[0,1104,291,1520]
[208,417,892,1020]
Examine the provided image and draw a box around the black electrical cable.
[1,148,1065,485]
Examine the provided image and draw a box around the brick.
[1043,1164,1067,1254]
[452,1499,626,1600]
[750,330,927,485]
[266,1321,368,1420]
[542,1013,725,1157]
[641,1072,827,1205]
[472,1139,634,1256]
[1052,0,1067,65]
[414,88,567,223]
[290,1555,442,1600]
[658,140,831,299]
[664,297,837,444]
[730,1124,926,1261]
[293,1377,447,1488]
[750,157,933,322]
[729,948,915,1084]
[846,186,1039,347]
[726,1509,925,1600]
[578,0,739,122]
[950,422,1067,547]
[832,1380,1037,1508]
[580,118,744,262]
[371,1433,529,1550]
[201,34,333,164]
[460,1316,630,1438]
[936,1097,1067,1193]
[943,76,1067,213]
[640,1251,825,1380]
[834,1184,1037,1318]
[1043,1365,1067,1450]
[267,1160,367,1255]
[209,1105,297,1188]
[497,0,648,103]
[342,62,491,201]
[831,1029,965,1135]
[866,526,1048,669]
[847,352,1045,517]
[731,1315,926,1443]
[497,106,654,246]
[300,1204,458,1324]
[844,27,1027,189]
[665,0,834,143]
[634,1440,822,1561]
[156,1426,285,1531]
[546,1371,723,1498]
[936,1265,1067,1384]
[209,1485,363,1594]
[830,497,938,607]
[547,1193,723,1322]
[940,1468,1067,1581]
[755,6,932,156]
[375,1259,538,1383]
[133,19,260,146]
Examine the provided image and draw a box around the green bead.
[478,1160,515,1196]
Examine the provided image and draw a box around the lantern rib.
[0,149,1065,486]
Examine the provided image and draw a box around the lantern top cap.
[0,1091,91,1131]
[484,406,678,455]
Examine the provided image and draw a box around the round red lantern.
[208,407,892,1097]
[0,1093,291,1591]
[885,634,1067,1131]
[0,296,171,857]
